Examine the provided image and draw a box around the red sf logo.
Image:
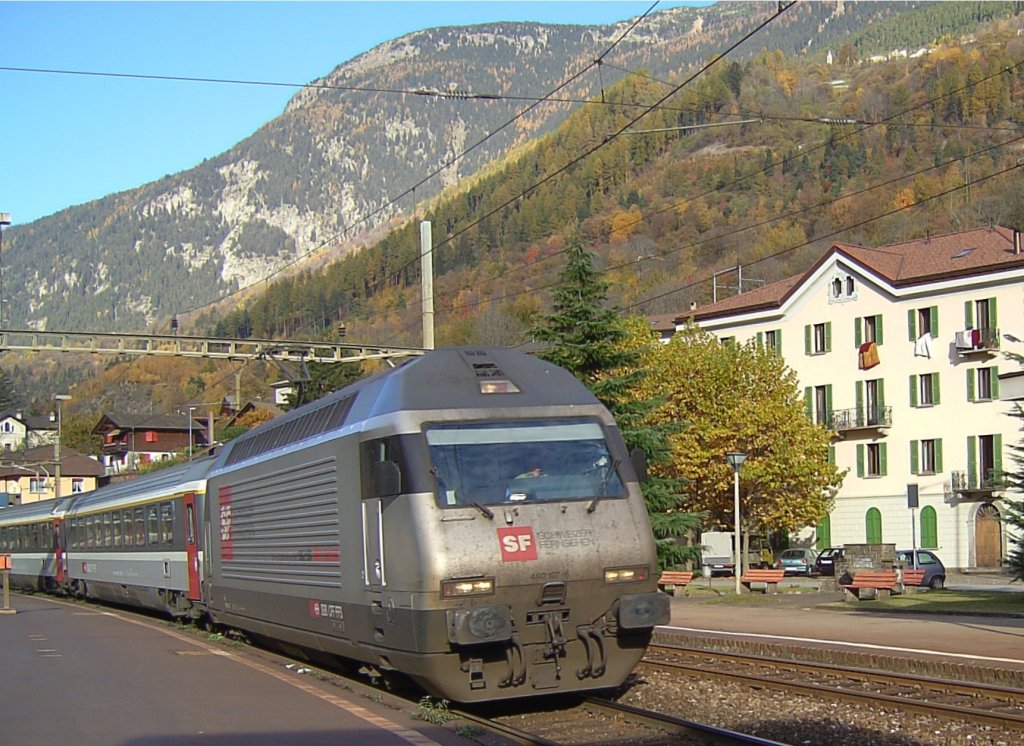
[498,527,538,562]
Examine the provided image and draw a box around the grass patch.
[837,590,1024,616]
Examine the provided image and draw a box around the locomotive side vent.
[226,394,356,465]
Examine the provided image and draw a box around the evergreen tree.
[531,231,703,569]
[0,369,19,412]
[1003,350,1024,583]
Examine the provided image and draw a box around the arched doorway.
[974,503,1002,568]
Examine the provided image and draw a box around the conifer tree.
[531,231,703,569]
[1003,350,1024,583]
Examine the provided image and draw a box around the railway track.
[643,643,1024,732]
[453,696,789,745]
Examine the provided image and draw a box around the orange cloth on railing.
[859,341,879,369]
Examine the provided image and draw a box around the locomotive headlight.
[441,578,495,598]
[604,566,649,583]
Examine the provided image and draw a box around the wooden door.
[975,503,1002,568]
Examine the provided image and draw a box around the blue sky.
[1,1,698,226]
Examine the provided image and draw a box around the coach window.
[160,501,174,545]
[112,511,122,548]
[85,516,95,549]
[146,505,159,546]
[134,507,145,546]
[103,513,113,548]
[122,509,134,547]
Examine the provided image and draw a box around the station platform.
[0,594,464,746]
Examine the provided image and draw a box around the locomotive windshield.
[425,419,626,507]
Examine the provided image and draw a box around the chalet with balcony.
[93,413,209,475]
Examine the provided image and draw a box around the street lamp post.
[0,212,10,329]
[54,394,71,499]
[187,406,197,461]
[725,452,747,595]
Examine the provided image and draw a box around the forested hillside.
[204,10,1024,351]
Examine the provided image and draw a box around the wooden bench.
[740,568,785,594]
[841,570,899,600]
[657,570,693,596]
[900,568,926,593]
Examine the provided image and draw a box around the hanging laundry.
[914,333,932,358]
[971,328,981,348]
[859,341,880,369]
[955,330,971,349]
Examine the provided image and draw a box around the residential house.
[0,444,107,506]
[681,225,1024,570]
[92,413,209,475]
[0,410,57,453]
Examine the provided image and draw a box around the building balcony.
[954,327,1000,355]
[951,469,1006,494]
[828,406,893,433]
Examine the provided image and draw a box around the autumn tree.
[637,323,844,543]
[531,231,703,569]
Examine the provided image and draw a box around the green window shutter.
[804,324,811,355]
[988,297,998,328]
[991,366,1000,399]
[909,375,918,407]
[994,433,1003,476]
[855,318,862,347]
[967,436,977,488]
[825,321,832,352]
[775,329,782,355]
[908,309,916,341]
[877,378,885,408]
[920,506,938,549]
[880,442,888,477]
[930,306,939,338]
[825,384,833,419]
[855,381,864,424]
[966,369,976,402]
[910,440,919,475]
[866,508,882,544]
[932,373,941,405]
[964,300,974,328]
[935,438,943,473]
[804,387,813,419]
[856,444,865,478]
[875,314,884,345]
[756,331,763,348]
[828,446,836,464]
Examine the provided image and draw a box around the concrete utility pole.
[420,221,435,350]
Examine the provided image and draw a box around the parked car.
[775,548,818,576]
[814,546,845,576]
[896,549,946,589]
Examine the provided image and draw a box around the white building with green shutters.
[681,225,1024,570]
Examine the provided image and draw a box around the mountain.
[4,1,1012,334]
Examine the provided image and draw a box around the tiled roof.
[683,225,1023,323]
[0,445,105,478]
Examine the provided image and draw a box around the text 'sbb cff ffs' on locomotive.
[0,348,669,702]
